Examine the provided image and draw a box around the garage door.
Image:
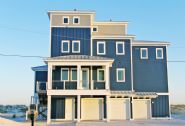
[133,99,151,119]
[110,98,130,120]
[81,98,104,120]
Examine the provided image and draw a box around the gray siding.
[51,28,91,57]
[93,39,132,90]
[132,46,168,92]
[152,95,170,117]
[34,71,48,93]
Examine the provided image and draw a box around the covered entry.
[81,98,104,120]
[110,98,130,120]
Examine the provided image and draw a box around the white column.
[48,64,53,90]
[90,66,93,90]
[77,95,81,122]
[106,95,110,122]
[47,95,51,124]
[105,65,110,90]
[77,65,81,89]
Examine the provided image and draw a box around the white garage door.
[133,99,151,119]
[110,98,130,120]
[81,98,104,120]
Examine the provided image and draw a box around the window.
[140,48,148,59]
[61,40,70,53]
[71,68,77,81]
[97,69,105,81]
[117,68,125,82]
[63,16,69,24]
[73,17,80,24]
[92,27,98,32]
[97,41,106,55]
[156,48,163,59]
[116,41,125,55]
[61,68,69,81]
[72,40,80,53]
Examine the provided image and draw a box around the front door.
[81,68,89,89]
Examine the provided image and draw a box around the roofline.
[92,35,136,39]
[93,21,129,25]
[44,59,114,63]
[133,40,171,46]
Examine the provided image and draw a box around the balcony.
[36,81,47,93]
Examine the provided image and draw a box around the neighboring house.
[31,10,170,124]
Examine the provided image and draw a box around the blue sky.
[0,0,185,105]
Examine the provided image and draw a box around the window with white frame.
[97,69,105,81]
[97,41,106,55]
[116,41,125,55]
[156,48,163,59]
[61,68,69,81]
[72,40,80,53]
[73,17,80,24]
[117,68,125,82]
[63,16,69,24]
[71,68,77,81]
[61,40,70,53]
[140,48,148,59]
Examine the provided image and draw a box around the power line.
[0,53,46,58]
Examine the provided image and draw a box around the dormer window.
[63,16,69,24]
[73,17,80,24]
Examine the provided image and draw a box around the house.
[31,10,170,124]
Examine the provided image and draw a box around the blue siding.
[34,71,48,93]
[93,39,132,90]
[152,95,170,117]
[132,46,168,92]
[51,28,91,57]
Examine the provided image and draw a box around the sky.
[0,0,185,105]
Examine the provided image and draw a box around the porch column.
[77,95,81,122]
[48,64,53,90]
[47,95,51,124]
[77,65,81,89]
[106,95,110,122]
[105,65,110,90]
[90,66,93,90]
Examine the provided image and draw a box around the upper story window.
[97,41,106,55]
[156,48,163,59]
[117,68,125,82]
[140,48,148,59]
[61,68,69,81]
[71,68,77,81]
[61,40,70,53]
[97,69,105,81]
[72,40,80,53]
[73,17,80,24]
[63,16,69,24]
[116,41,125,55]
[92,27,98,32]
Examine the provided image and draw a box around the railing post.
[90,66,93,90]
[48,64,53,90]
[105,65,110,90]
[77,65,81,89]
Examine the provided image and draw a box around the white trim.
[72,40,80,53]
[71,68,77,81]
[92,35,135,39]
[130,38,134,92]
[51,26,91,28]
[61,68,69,81]
[157,93,170,95]
[133,41,170,46]
[97,41,106,55]
[92,26,98,32]
[62,16,69,25]
[116,68,125,82]
[61,40,70,53]
[116,41,125,55]
[97,69,105,81]
[73,16,80,24]
[156,48,163,59]
[140,48,148,59]
[93,21,129,25]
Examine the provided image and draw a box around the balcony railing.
[36,81,47,93]
[52,80,106,90]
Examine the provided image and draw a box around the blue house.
[31,10,170,123]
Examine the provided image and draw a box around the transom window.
[117,68,125,82]
[61,40,70,53]
[140,48,148,59]
[72,41,80,53]
[63,16,69,24]
[156,48,163,59]
[61,68,69,81]
[73,17,80,24]
[116,41,125,55]
[71,68,77,81]
[97,41,106,55]
[97,69,105,81]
